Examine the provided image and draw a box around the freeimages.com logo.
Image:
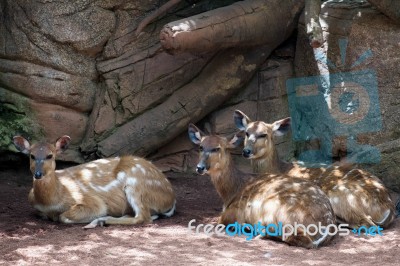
[286,39,381,166]
[188,220,384,241]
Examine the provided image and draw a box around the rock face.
[152,40,296,174]
[0,0,241,161]
[293,0,400,191]
[0,0,115,162]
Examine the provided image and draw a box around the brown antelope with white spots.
[233,110,396,229]
[188,124,336,249]
[13,135,176,229]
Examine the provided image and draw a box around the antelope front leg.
[84,188,154,229]
[60,203,106,224]
[83,213,153,229]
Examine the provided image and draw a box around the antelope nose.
[196,165,205,174]
[243,149,252,158]
[34,171,43,179]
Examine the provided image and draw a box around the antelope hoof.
[83,218,106,229]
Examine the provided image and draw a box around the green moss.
[0,89,43,151]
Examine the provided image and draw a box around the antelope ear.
[234,110,251,131]
[227,131,245,149]
[188,124,204,145]
[272,117,291,137]
[13,136,31,154]
[55,135,71,153]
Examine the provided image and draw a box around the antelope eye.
[199,146,204,152]
[30,154,35,160]
[46,154,53,160]
[211,147,220,153]
[245,132,249,137]
[257,134,267,138]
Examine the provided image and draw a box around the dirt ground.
[1,163,399,266]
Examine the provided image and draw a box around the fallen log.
[160,0,305,54]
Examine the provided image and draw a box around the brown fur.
[189,124,336,248]
[13,136,176,228]
[234,110,396,229]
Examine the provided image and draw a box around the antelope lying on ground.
[188,124,336,248]
[233,110,396,229]
[13,135,176,229]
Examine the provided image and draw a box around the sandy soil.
[1,164,399,266]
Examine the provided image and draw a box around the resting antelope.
[233,110,396,229]
[13,135,176,229]
[188,124,336,248]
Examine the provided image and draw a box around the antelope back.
[318,166,395,228]
[220,174,336,248]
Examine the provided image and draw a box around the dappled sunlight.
[16,245,54,258]
[1,170,399,265]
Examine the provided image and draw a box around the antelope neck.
[209,155,246,206]
[252,145,289,174]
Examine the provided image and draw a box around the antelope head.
[233,110,291,159]
[188,124,243,175]
[13,135,71,179]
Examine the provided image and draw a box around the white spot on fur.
[96,159,110,164]
[126,177,137,187]
[146,180,162,186]
[98,179,120,192]
[117,171,126,181]
[75,180,88,193]
[137,165,146,174]
[372,181,384,189]
[59,177,83,202]
[151,215,159,221]
[347,194,356,207]
[80,169,92,181]
[331,197,340,204]
[251,200,262,208]
[86,163,98,168]
[91,179,120,193]
[125,187,140,217]
[361,197,368,207]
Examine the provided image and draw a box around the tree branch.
[159,0,305,54]
[135,0,184,37]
